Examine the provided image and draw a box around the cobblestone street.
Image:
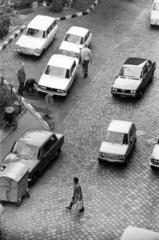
[1,0,159,239]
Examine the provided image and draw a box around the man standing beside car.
[17,62,26,96]
[80,44,92,78]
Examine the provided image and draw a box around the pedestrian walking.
[80,45,92,78]
[17,62,26,96]
[66,177,84,212]
[44,93,54,118]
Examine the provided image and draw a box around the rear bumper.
[15,48,41,57]
[150,162,159,168]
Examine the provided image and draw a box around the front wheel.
[137,90,143,99]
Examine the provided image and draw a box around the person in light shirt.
[80,44,92,78]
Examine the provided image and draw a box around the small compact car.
[98,120,136,164]
[111,57,156,98]
[59,26,92,58]
[0,129,64,182]
[150,0,159,26]
[37,54,79,96]
[150,137,159,169]
[15,15,58,56]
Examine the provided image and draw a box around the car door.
[68,61,77,88]
[85,31,91,47]
[146,60,154,83]
[129,124,136,153]
[142,63,150,88]
[38,135,58,172]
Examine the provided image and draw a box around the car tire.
[137,90,143,99]
[17,198,22,207]
[150,73,154,82]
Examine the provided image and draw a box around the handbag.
[76,199,83,210]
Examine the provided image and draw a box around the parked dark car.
[0,129,64,182]
[111,57,156,98]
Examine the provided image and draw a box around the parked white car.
[150,0,159,26]
[59,26,92,58]
[37,54,79,96]
[98,120,136,164]
[120,226,159,240]
[150,137,159,168]
[15,15,58,56]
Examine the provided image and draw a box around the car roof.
[27,15,56,31]
[124,57,147,67]
[17,129,53,147]
[48,54,75,69]
[67,26,89,37]
[153,0,159,4]
[108,120,133,133]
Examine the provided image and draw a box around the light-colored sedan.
[37,54,79,96]
[98,120,136,164]
[150,0,159,26]
[15,15,58,56]
[59,26,92,58]
[150,137,159,169]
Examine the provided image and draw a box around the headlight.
[131,90,136,94]
[112,87,117,92]
[40,86,47,90]
[57,89,64,93]
[119,155,125,160]
[16,45,21,51]
[100,152,105,157]
[35,48,40,53]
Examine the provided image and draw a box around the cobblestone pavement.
[1,0,159,239]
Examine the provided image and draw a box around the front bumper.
[111,90,136,97]
[37,87,67,96]
[98,155,126,163]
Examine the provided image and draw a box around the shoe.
[79,207,84,213]
[66,206,71,210]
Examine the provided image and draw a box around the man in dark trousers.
[17,62,26,96]
[66,177,84,212]
[80,44,92,78]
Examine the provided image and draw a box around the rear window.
[65,34,83,45]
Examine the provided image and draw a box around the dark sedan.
[111,57,156,98]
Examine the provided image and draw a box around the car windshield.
[64,34,83,45]
[12,142,38,159]
[119,66,141,80]
[153,3,159,10]
[45,65,69,78]
[105,131,127,144]
[25,28,44,38]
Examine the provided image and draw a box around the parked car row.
[15,15,92,96]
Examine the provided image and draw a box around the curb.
[0,0,101,52]
[3,79,50,130]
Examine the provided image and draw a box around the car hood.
[59,41,82,54]
[1,153,38,172]
[38,74,71,90]
[113,76,141,90]
[100,142,128,155]
[16,35,45,49]
[151,144,159,159]
[151,11,159,20]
